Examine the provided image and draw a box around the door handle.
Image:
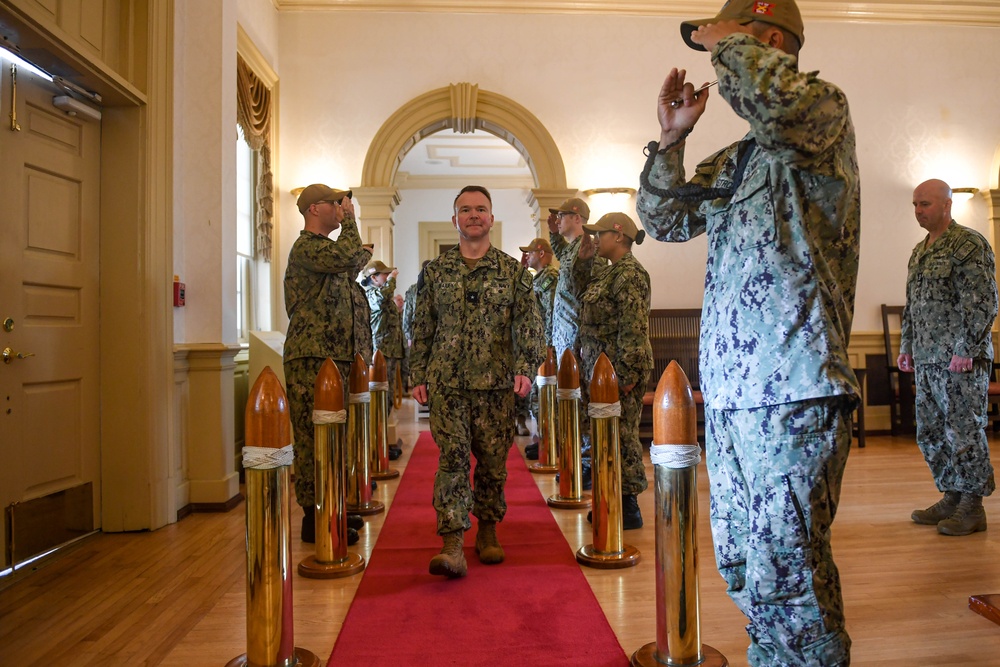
[2,347,35,364]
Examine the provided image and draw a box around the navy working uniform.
[901,221,997,500]
[637,28,861,667]
[410,246,544,535]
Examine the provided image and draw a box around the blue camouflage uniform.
[637,32,860,667]
[900,221,997,498]
[551,233,606,453]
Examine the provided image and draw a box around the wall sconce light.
[291,187,305,197]
[582,187,637,222]
[952,187,979,200]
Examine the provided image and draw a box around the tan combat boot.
[911,491,961,525]
[429,530,467,578]
[937,494,987,536]
[475,520,505,564]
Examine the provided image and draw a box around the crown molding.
[274,1,1000,27]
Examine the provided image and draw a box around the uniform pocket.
[726,166,777,252]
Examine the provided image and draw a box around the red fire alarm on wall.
[173,275,186,307]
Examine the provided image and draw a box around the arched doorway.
[354,83,577,266]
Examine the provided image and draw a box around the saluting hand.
[546,212,559,235]
[578,232,596,260]
[657,68,710,148]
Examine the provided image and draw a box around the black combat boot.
[301,505,315,543]
[622,494,643,530]
[347,514,364,531]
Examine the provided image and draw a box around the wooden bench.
[641,308,704,442]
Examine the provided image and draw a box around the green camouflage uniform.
[900,221,997,497]
[551,233,606,450]
[401,281,419,387]
[636,34,860,667]
[366,276,405,413]
[521,263,560,424]
[575,252,653,496]
[282,213,371,508]
[410,245,544,534]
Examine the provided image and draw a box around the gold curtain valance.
[237,55,274,262]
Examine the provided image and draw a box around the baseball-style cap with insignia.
[681,0,804,52]
[363,259,396,276]
[582,212,646,244]
[297,184,353,214]
[548,197,591,221]
[518,238,554,254]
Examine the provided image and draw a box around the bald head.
[912,179,953,239]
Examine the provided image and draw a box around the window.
[236,127,256,342]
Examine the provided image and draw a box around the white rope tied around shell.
[242,444,294,470]
[557,387,582,401]
[313,409,347,425]
[650,443,702,469]
[588,401,622,418]
[349,391,371,404]
[536,375,557,386]
[369,381,390,392]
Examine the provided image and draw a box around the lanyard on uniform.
[640,137,758,203]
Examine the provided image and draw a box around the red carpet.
[327,431,629,666]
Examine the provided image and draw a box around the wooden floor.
[2,399,1000,666]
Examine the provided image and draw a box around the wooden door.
[0,63,102,567]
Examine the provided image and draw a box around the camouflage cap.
[519,238,554,254]
[583,212,645,244]
[363,259,396,276]
[548,197,590,221]
[681,0,804,52]
[297,184,352,214]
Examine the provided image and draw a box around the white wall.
[275,11,1000,332]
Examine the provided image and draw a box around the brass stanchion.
[530,347,559,475]
[227,367,320,667]
[370,351,400,481]
[299,359,366,579]
[631,361,727,667]
[577,353,640,569]
[393,362,403,409]
[548,348,591,509]
[347,353,384,516]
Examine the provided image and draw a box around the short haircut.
[453,185,492,213]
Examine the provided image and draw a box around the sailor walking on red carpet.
[410,185,544,578]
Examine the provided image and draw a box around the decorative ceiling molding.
[395,173,536,189]
[450,82,479,135]
[274,1,1000,28]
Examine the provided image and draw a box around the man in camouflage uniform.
[362,260,404,415]
[636,1,860,664]
[899,179,996,537]
[575,213,653,530]
[549,200,607,488]
[401,261,430,392]
[283,184,372,543]
[520,237,559,456]
[411,185,544,578]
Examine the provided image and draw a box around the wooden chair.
[881,304,917,435]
